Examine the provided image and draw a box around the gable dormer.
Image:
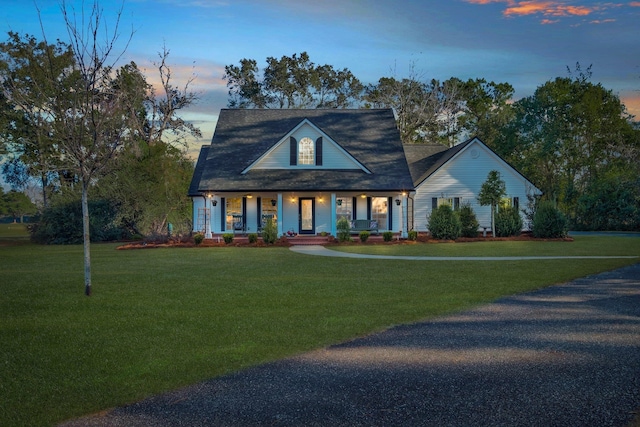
[242,119,370,174]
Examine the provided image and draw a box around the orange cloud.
[503,1,593,17]
[630,2,640,6]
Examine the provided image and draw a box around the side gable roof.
[195,109,414,193]
[188,144,210,197]
[404,137,541,192]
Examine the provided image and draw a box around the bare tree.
[54,0,134,296]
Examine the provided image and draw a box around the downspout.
[408,192,415,232]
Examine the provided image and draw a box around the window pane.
[260,198,277,228]
[226,197,242,230]
[336,197,352,221]
[298,137,314,165]
[372,197,388,230]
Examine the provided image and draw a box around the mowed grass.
[0,222,29,239]
[0,236,638,426]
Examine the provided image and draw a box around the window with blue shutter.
[290,137,297,166]
[315,137,323,166]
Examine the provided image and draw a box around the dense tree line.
[225,55,640,230]
[0,2,199,294]
[0,36,197,240]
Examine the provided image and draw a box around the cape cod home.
[188,109,415,238]
[189,109,540,238]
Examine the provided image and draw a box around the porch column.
[277,193,283,237]
[330,193,337,237]
[205,194,213,239]
[400,194,408,239]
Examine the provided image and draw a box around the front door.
[299,198,315,235]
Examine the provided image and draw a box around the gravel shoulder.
[61,263,640,427]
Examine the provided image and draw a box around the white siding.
[251,123,362,170]
[414,141,538,232]
[314,200,332,234]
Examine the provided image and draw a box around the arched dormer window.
[298,137,314,165]
[289,136,323,166]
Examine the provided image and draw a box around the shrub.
[532,201,568,238]
[222,233,234,244]
[574,176,640,231]
[193,232,204,245]
[336,217,351,242]
[382,231,393,242]
[494,206,523,237]
[248,233,258,244]
[261,218,277,244]
[458,203,479,238]
[407,230,418,241]
[359,230,370,243]
[428,204,461,240]
[31,199,126,244]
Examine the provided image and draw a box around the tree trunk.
[82,181,92,296]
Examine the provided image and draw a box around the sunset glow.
[2,0,637,154]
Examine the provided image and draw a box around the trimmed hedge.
[459,203,480,238]
[428,204,461,240]
[495,206,523,237]
[532,201,568,238]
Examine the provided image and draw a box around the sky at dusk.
[3,0,640,157]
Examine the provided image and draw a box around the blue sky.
[3,0,640,156]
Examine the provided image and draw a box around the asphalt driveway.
[61,263,640,427]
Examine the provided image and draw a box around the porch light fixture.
[395,198,401,206]
[246,194,253,199]
[270,199,277,206]
[360,194,366,199]
[212,200,218,206]
[318,196,324,203]
[336,199,342,206]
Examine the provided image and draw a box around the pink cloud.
[630,1,640,6]
[503,1,594,17]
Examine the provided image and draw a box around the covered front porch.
[193,191,410,239]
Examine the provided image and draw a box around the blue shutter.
[315,137,323,166]
[432,197,437,210]
[242,197,247,229]
[256,197,262,230]
[352,197,357,220]
[388,197,393,230]
[220,197,226,231]
[290,137,297,166]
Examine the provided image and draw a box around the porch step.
[286,236,331,245]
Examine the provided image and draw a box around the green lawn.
[1,236,638,426]
[0,222,29,239]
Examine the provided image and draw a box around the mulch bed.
[116,232,572,250]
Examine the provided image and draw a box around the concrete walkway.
[290,244,639,261]
[60,263,640,427]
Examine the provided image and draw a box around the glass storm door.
[299,198,315,234]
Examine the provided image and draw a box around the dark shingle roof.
[403,139,474,186]
[188,145,210,197]
[192,109,414,194]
